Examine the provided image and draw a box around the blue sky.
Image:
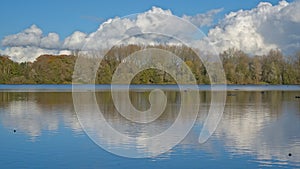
[0,0,293,39]
[1,0,299,62]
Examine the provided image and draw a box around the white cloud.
[0,25,62,62]
[2,25,42,47]
[2,2,300,62]
[62,31,87,50]
[208,0,300,55]
[2,24,60,49]
[0,6,220,62]
[183,8,223,27]
[0,46,60,62]
[40,32,60,49]
[58,50,72,55]
[85,6,208,49]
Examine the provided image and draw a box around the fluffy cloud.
[0,25,61,62]
[208,0,300,55]
[0,6,221,62]
[0,46,60,62]
[2,24,60,49]
[1,2,300,62]
[183,8,223,27]
[85,6,213,50]
[62,31,87,50]
[40,32,60,49]
[2,25,42,47]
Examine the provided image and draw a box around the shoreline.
[0,84,300,92]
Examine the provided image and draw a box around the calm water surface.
[0,85,299,168]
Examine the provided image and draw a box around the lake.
[0,85,299,168]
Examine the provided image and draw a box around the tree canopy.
[0,46,299,84]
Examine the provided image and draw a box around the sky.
[0,0,299,62]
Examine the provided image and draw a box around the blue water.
[0,86,299,168]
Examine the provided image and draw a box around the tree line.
[0,45,299,84]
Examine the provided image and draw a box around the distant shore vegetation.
[0,45,299,84]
